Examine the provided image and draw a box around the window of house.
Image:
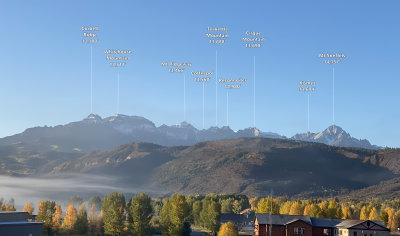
[281,226,285,231]
[340,230,343,236]
[354,232,357,236]
[324,228,331,235]
[294,227,306,235]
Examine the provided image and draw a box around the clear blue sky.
[1,0,399,147]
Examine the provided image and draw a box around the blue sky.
[1,0,399,147]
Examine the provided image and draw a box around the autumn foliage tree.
[52,204,63,233]
[62,204,77,233]
[218,222,238,236]
[289,202,303,215]
[256,197,279,214]
[22,203,34,215]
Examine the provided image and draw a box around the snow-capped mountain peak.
[292,125,380,149]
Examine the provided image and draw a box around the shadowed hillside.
[48,138,398,197]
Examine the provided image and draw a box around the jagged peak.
[325,125,345,135]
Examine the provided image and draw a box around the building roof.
[336,220,388,230]
[221,213,245,224]
[0,212,31,222]
[255,214,312,226]
[0,221,42,226]
[311,218,343,228]
[256,214,388,231]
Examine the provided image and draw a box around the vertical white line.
[90,45,93,114]
[117,71,120,115]
[333,67,335,125]
[216,50,218,127]
[184,74,186,121]
[226,90,229,126]
[203,82,205,129]
[307,93,310,132]
[253,56,256,127]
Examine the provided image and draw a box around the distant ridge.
[0,114,380,152]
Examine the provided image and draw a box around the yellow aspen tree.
[386,208,396,231]
[52,204,63,233]
[341,204,352,219]
[9,204,16,211]
[280,201,292,215]
[289,202,303,215]
[22,203,34,215]
[318,201,329,217]
[62,204,77,233]
[360,206,370,220]
[218,222,238,236]
[303,204,313,216]
[368,207,378,220]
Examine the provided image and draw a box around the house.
[311,217,343,236]
[0,211,43,236]
[254,214,312,236]
[335,220,389,236]
[254,214,390,236]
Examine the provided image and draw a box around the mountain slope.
[49,138,398,197]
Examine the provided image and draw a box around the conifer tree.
[75,203,88,235]
[88,204,100,235]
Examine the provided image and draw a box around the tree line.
[251,196,400,231]
[3,193,248,236]
[4,194,400,235]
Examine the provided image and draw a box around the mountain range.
[0,114,380,153]
[0,114,395,199]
